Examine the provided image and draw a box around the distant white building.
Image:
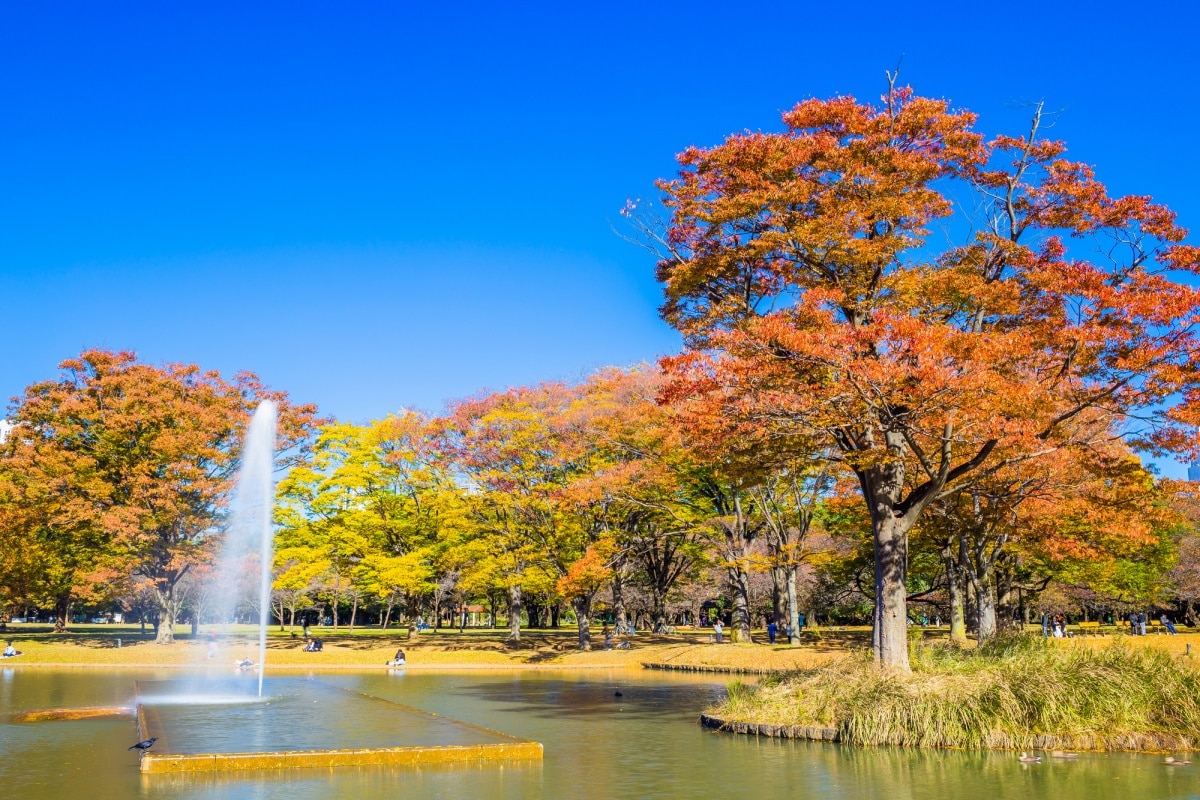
[0,419,12,444]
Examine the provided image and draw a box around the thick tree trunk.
[770,566,785,626]
[573,596,592,650]
[872,515,910,670]
[155,588,176,644]
[612,570,628,632]
[975,572,998,642]
[728,565,753,643]
[55,594,71,633]
[507,584,523,642]
[550,603,561,628]
[527,601,544,629]
[650,587,668,630]
[785,564,801,644]
[943,542,967,645]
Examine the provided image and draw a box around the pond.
[2,667,1197,799]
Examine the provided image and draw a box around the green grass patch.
[710,635,1200,750]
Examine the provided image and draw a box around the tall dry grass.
[713,635,1200,749]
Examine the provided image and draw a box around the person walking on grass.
[714,619,724,644]
[767,620,778,644]
[1139,612,1148,636]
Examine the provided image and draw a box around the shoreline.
[697,713,1198,753]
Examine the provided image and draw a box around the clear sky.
[2,2,1198,475]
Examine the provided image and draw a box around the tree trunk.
[943,542,967,645]
[975,571,998,642]
[550,603,560,628]
[651,588,667,630]
[728,565,753,643]
[507,584,522,642]
[573,595,592,650]
[785,564,801,645]
[155,587,176,644]
[55,594,71,632]
[612,569,628,632]
[527,601,543,629]
[770,566,785,625]
[872,514,909,670]
[349,594,358,630]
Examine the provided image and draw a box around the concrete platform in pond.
[134,678,542,774]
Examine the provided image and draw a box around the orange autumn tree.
[921,433,1167,642]
[651,80,1200,669]
[0,350,320,642]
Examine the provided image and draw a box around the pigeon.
[128,737,158,752]
[614,691,623,697]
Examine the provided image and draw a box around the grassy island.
[709,636,1200,751]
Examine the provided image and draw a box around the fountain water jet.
[211,400,277,696]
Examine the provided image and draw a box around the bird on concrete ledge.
[128,737,158,752]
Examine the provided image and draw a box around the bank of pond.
[707,635,1200,752]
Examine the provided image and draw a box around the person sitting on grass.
[386,648,406,666]
[2,640,20,658]
[235,656,255,669]
[304,637,323,652]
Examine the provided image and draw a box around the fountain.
[212,399,277,696]
[11,399,543,775]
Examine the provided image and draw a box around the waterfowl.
[1018,752,1042,763]
[1165,757,1191,766]
[1050,751,1079,759]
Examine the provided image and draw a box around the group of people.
[1129,612,1179,636]
[1041,611,1181,636]
[1042,614,1069,637]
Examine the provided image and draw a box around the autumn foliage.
[651,81,1200,667]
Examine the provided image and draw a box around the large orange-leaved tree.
[0,350,320,642]
[649,79,1200,669]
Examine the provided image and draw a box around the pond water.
[2,667,1198,799]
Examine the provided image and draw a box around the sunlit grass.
[711,634,1200,749]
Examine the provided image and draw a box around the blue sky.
[2,2,1198,474]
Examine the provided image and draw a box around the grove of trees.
[2,83,1198,669]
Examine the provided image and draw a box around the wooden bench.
[1077,621,1102,636]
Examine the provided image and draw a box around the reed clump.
[709,635,1200,750]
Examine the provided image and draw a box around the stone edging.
[698,714,1199,752]
[642,662,788,675]
[700,714,839,741]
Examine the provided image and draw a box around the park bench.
[1076,621,1102,636]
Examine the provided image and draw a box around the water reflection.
[2,669,1198,800]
